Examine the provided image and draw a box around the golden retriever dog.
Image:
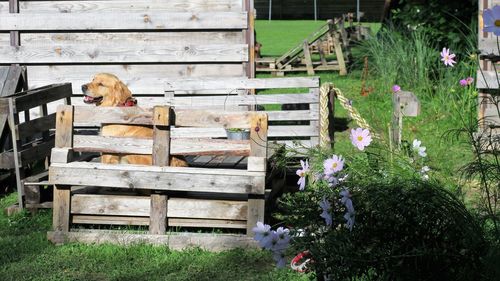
[81,73,187,167]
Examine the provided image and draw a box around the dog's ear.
[112,80,132,103]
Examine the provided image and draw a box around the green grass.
[0,193,308,281]
[256,20,470,189]
[0,20,475,280]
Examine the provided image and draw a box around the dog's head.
[81,73,132,106]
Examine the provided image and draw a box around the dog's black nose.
[81,84,88,92]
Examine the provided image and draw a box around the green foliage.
[278,175,486,280]
[389,0,477,52]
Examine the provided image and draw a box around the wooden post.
[149,194,167,235]
[8,98,24,208]
[247,113,267,235]
[391,91,420,147]
[152,106,171,166]
[316,42,328,67]
[52,105,74,233]
[333,33,347,76]
[302,40,315,75]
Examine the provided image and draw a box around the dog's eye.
[98,82,105,87]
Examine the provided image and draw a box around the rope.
[327,83,380,139]
[319,83,332,148]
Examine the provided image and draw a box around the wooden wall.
[254,0,387,22]
[0,0,254,105]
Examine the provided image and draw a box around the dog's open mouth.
[83,95,103,104]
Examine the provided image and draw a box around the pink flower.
[459,79,468,87]
[296,159,309,191]
[392,84,401,93]
[466,77,474,85]
[323,155,344,175]
[350,128,372,151]
[440,47,456,67]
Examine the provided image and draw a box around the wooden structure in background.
[391,91,420,147]
[47,105,268,250]
[256,20,349,76]
[0,83,72,209]
[0,0,255,115]
[164,76,333,156]
[477,0,500,150]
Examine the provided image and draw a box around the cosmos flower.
[296,159,309,191]
[319,197,333,226]
[350,128,372,151]
[323,154,344,176]
[252,222,273,248]
[412,139,427,157]
[440,47,456,67]
[483,5,500,35]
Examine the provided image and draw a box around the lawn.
[0,20,477,280]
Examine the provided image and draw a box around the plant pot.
[225,129,250,140]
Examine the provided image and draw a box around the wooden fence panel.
[0,0,243,14]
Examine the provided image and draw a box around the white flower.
[412,139,427,157]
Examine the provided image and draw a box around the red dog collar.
[119,97,137,107]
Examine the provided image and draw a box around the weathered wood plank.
[174,110,252,128]
[55,105,73,148]
[0,12,248,30]
[0,44,248,64]
[49,162,266,195]
[72,135,251,156]
[47,231,258,251]
[171,124,319,138]
[73,135,152,155]
[27,64,246,96]
[168,93,319,107]
[72,215,150,226]
[149,194,167,235]
[167,198,247,220]
[172,138,251,156]
[477,70,500,89]
[16,112,55,140]
[265,110,319,121]
[152,106,170,166]
[73,106,153,126]
[71,194,151,217]
[250,113,268,158]
[165,77,320,91]
[0,65,23,97]
[14,83,72,113]
[246,199,265,235]
[19,137,55,165]
[20,32,244,46]
[52,185,70,232]
[168,218,246,229]
[1,0,243,14]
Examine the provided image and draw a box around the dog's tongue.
[84,95,93,102]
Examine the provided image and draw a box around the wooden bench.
[164,76,334,158]
[47,105,268,250]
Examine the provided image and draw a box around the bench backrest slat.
[57,105,267,159]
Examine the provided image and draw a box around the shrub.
[278,177,486,281]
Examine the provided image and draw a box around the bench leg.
[52,185,70,232]
[246,198,265,236]
[149,194,167,235]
